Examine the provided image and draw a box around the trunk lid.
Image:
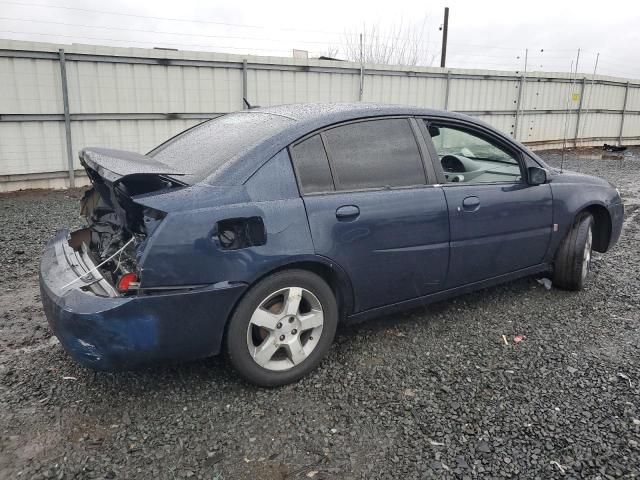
[81,147,186,182]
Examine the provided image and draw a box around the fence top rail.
[1,38,639,88]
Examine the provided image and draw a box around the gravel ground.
[1,148,639,479]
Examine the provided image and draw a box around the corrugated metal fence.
[1,39,639,191]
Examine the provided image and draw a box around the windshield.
[149,112,293,184]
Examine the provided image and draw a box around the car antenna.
[243,97,261,109]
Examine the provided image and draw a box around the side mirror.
[428,125,441,138]
[528,166,548,185]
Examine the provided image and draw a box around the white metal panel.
[66,62,243,113]
[0,175,90,193]
[0,57,62,114]
[578,112,623,138]
[622,114,640,138]
[363,75,447,108]
[449,77,520,111]
[581,82,627,110]
[515,113,577,143]
[0,121,68,174]
[625,86,640,111]
[521,78,574,111]
[250,69,360,105]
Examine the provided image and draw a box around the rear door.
[420,119,553,288]
[289,117,449,313]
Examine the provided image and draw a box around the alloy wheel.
[246,287,324,371]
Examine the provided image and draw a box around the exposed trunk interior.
[69,149,184,294]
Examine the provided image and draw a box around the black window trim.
[418,117,528,187]
[288,115,437,196]
[317,133,338,191]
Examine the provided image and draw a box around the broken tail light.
[117,272,140,292]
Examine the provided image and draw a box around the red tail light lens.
[117,273,139,292]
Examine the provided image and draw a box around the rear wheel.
[226,270,338,386]
[553,212,594,290]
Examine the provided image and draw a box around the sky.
[1,0,639,79]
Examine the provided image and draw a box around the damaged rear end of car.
[39,147,245,369]
[75,147,183,295]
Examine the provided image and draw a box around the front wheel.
[553,212,594,291]
[226,270,338,387]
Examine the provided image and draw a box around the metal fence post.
[573,77,586,147]
[444,70,451,110]
[242,59,248,109]
[58,48,74,188]
[618,81,630,146]
[513,75,524,140]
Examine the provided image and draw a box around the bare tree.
[333,18,436,66]
[321,46,340,59]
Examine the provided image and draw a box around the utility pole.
[440,7,449,68]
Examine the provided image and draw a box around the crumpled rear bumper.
[39,230,246,370]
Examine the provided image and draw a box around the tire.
[226,269,338,387]
[553,212,594,291]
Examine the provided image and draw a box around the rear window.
[322,118,426,191]
[149,112,293,184]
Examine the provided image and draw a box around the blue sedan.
[39,103,624,386]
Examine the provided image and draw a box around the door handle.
[336,205,360,220]
[461,196,480,212]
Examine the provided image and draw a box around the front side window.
[427,123,522,184]
[323,118,426,191]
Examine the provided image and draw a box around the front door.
[422,121,553,288]
[289,118,450,313]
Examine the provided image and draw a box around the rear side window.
[323,118,426,191]
[290,135,334,194]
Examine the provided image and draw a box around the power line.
[0,0,346,36]
[0,30,318,54]
[0,16,353,47]
[6,1,611,60]
[3,0,593,52]
[0,16,596,62]
[0,27,437,55]
[0,15,455,51]
[3,0,438,43]
[0,2,443,46]
[0,6,635,77]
